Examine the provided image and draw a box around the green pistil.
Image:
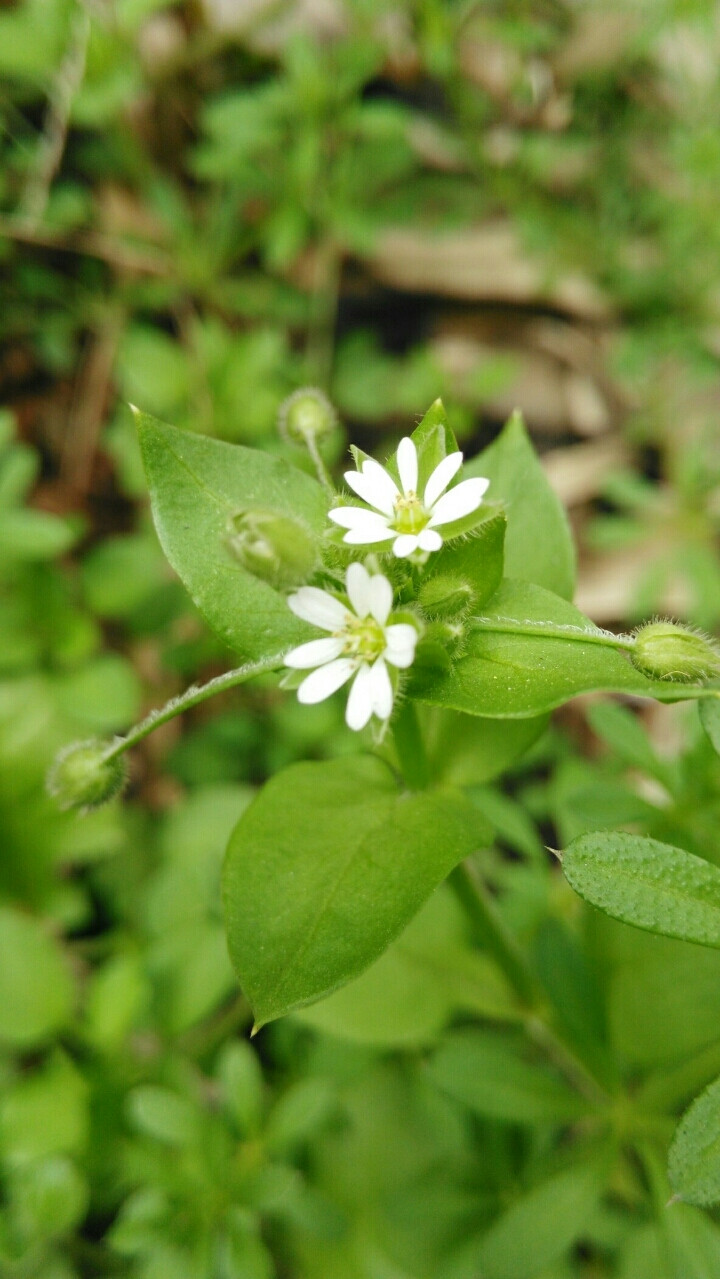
[393,492,429,535]
[342,616,386,662]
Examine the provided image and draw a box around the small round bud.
[225,509,316,589]
[631,621,720,683]
[47,739,127,813]
[419,573,474,619]
[278,387,336,444]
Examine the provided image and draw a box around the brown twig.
[18,4,91,229]
[0,217,171,276]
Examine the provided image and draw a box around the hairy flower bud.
[631,621,720,683]
[278,387,337,444]
[226,509,316,589]
[47,739,127,813]
[419,572,474,619]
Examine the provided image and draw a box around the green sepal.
[409,397,459,492]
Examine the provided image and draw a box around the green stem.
[392,700,429,790]
[101,652,286,764]
[450,861,539,1007]
[525,1015,609,1109]
[450,861,609,1106]
[470,615,636,652]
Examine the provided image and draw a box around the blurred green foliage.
[2,0,720,1274]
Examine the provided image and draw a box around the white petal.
[297,658,355,704]
[343,525,395,546]
[346,562,372,616]
[284,637,344,669]
[345,460,398,515]
[345,663,374,731]
[393,533,419,558]
[329,508,393,544]
[384,623,418,668]
[427,476,489,527]
[370,657,393,719]
[328,506,387,531]
[396,437,418,494]
[288,587,348,631]
[424,451,463,508]
[368,574,392,626]
[418,528,443,552]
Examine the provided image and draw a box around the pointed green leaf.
[669,1073,720,1207]
[222,756,486,1027]
[136,411,328,661]
[563,832,720,948]
[466,410,575,599]
[425,708,547,786]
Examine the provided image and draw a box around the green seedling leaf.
[136,410,328,661]
[662,1201,720,1277]
[0,907,74,1048]
[563,833,720,948]
[475,1154,607,1279]
[222,755,486,1027]
[10,1155,88,1239]
[669,1073,720,1206]
[413,579,678,718]
[466,409,575,600]
[426,1027,591,1124]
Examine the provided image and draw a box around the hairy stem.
[101,653,285,764]
[301,427,335,496]
[470,615,636,652]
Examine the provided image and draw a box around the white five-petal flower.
[328,436,490,558]
[284,563,418,731]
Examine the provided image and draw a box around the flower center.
[392,491,429,535]
[341,615,386,662]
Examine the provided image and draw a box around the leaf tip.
[250,1021,262,1038]
[666,1193,683,1208]
[546,845,563,863]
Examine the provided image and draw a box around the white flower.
[328,436,490,558]
[284,563,418,731]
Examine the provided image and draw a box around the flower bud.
[631,621,720,683]
[419,572,474,619]
[278,387,336,444]
[47,739,127,813]
[416,616,468,665]
[226,509,316,589]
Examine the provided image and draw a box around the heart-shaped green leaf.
[136,410,328,661]
[222,755,486,1027]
